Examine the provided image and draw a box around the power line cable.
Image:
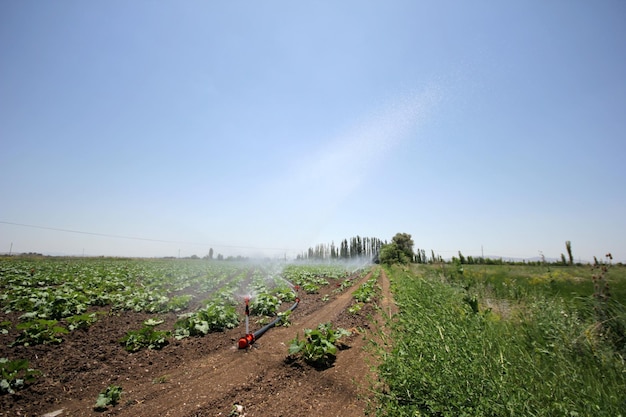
[0,220,290,252]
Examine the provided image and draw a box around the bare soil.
[1,269,394,417]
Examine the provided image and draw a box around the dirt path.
[379,268,397,320]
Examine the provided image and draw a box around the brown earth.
[1,269,395,417]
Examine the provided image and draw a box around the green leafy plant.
[348,303,363,315]
[11,319,69,346]
[47,294,88,319]
[277,310,292,327]
[0,358,41,394]
[250,293,280,316]
[334,278,355,293]
[301,283,320,294]
[142,318,164,327]
[165,294,192,312]
[174,303,239,339]
[288,322,351,368]
[120,320,170,352]
[274,286,296,303]
[0,320,11,335]
[94,384,122,410]
[65,312,99,331]
[352,278,378,303]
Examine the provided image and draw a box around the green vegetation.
[0,358,40,394]
[152,375,169,384]
[282,264,344,294]
[11,319,69,346]
[379,233,415,265]
[347,268,380,314]
[250,293,280,316]
[120,319,170,352]
[0,320,9,334]
[173,303,239,339]
[65,312,100,331]
[288,322,351,368]
[376,264,626,416]
[353,276,379,303]
[1,258,356,356]
[276,309,292,327]
[93,385,122,410]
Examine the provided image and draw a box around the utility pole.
[9,242,13,256]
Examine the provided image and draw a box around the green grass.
[376,264,626,416]
[442,263,626,304]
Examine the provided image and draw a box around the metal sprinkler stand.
[244,297,250,334]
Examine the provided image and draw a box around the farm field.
[2,257,626,416]
[1,257,385,416]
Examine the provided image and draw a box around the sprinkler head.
[238,333,255,349]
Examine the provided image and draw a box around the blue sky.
[1,1,625,261]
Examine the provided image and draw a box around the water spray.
[238,290,300,350]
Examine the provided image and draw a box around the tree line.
[296,236,385,261]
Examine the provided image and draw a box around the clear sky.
[1,1,625,262]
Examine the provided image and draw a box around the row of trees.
[195,236,583,266]
[297,236,385,261]
[298,232,437,265]
[378,235,585,266]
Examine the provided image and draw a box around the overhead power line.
[0,220,289,252]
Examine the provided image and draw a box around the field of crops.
[0,257,355,345]
[0,256,374,415]
[377,263,626,416]
[4,255,626,416]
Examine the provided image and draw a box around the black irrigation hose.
[238,297,300,349]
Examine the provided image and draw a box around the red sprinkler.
[238,291,300,349]
[238,297,254,349]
